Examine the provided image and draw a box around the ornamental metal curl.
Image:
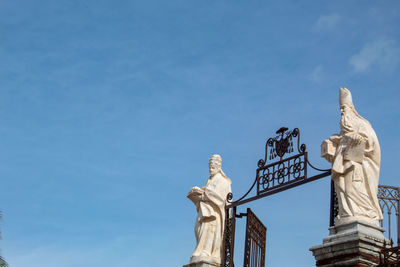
[271,127,303,158]
[227,127,331,208]
[258,127,306,168]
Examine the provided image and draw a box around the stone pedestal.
[310,220,387,267]
[183,260,220,267]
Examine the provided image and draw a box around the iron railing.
[330,184,400,244]
[378,186,400,266]
[378,185,400,245]
[330,184,400,266]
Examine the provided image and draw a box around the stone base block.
[310,220,387,267]
[183,260,220,267]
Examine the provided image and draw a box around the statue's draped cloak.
[332,116,383,224]
[191,172,232,264]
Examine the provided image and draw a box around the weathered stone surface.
[310,221,387,266]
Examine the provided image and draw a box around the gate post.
[223,207,236,267]
[310,221,386,266]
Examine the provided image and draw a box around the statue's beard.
[340,112,355,133]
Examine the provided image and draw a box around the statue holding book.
[187,154,232,265]
[321,88,383,226]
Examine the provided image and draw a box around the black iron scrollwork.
[256,127,310,195]
[257,127,306,168]
[227,127,331,208]
[226,192,233,202]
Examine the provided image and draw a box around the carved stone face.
[340,104,351,117]
[209,161,221,176]
[340,104,357,133]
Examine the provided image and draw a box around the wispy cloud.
[349,39,400,73]
[314,14,340,31]
[310,65,324,83]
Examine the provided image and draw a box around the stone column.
[310,220,387,266]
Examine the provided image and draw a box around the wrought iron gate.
[243,208,266,267]
[223,207,266,267]
[221,126,400,266]
[223,127,331,267]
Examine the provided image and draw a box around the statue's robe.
[331,116,383,225]
[191,172,232,264]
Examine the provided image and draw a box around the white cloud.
[310,65,324,83]
[349,39,400,73]
[314,14,340,31]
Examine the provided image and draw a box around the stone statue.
[321,88,383,226]
[187,154,232,265]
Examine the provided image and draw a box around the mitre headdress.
[339,87,354,107]
[209,154,222,165]
[209,154,231,181]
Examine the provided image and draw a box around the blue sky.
[0,0,399,266]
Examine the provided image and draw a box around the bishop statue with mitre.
[322,88,383,226]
